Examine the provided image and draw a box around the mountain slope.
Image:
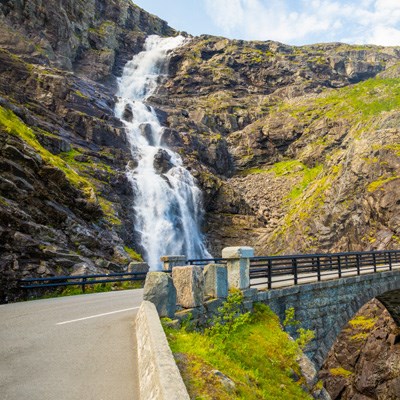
[0,0,175,302]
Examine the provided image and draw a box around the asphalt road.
[0,289,144,400]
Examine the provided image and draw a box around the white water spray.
[115,35,211,269]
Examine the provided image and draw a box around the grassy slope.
[165,303,313,400]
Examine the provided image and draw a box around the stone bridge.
[258,270,400,369]
[149,247,400,370]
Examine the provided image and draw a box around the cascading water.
[115,35,211,269]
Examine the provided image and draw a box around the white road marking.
[56,307,140,325]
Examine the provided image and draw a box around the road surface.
[0,289,144,400]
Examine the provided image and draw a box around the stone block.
[204,298,224,316]
[203,264,228,299]
[222,246,254,259]
[172,266,204,308]
[242,288,258,301]
[160,255,186,271]
[143,272,176,318]
[127,261,149,274]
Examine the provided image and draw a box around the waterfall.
[115,35,211,269]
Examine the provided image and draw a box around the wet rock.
[139,123,154,145]
[122,103,134,122]
[153,149,174,174]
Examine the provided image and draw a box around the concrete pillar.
[127,261,149,273]
[160,255,186,271]
[221,246,254,290]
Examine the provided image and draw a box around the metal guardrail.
[187,257,228,266]
[19,250,400,293]
[249,250,400,289]
[19,271,148,293]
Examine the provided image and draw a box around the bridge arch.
[258,270,400,370]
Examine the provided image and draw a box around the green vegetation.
[367,176,399,192]
[0,105,122,225]
[348,315,377,330]
[123,246,142,261]
[164,292,313,399]
[0,106,93,196]
[329,367,353,377]
[283,307,315,349]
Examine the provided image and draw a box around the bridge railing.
[187,257,228,266]
[249,249,400,289]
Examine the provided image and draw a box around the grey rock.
[143,272,176,318]
[212,370,236,392]
[122,103,133,122]
[153,149,174,175]
[139,123,155,145]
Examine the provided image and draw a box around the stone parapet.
[135,301,190,400]
[204,264,228,299]
[222,246,254,290]
[172,266,204,308]
[143,272,176,318]
[160,255,186,271]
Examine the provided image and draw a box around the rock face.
[320,299,400,400]
[0,0,175,302]
[152,36,400,257]
[0,0,174,80]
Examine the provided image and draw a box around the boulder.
[122,103,133,122]
[153,149,174,174]
[172,266,204,308]
[143,272,176,318]
[139,123,154,145]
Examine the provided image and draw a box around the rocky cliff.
[153,36,400,256]
[320,299,400,400]
[0,0,175,302]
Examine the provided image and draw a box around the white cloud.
[204,0,400,45]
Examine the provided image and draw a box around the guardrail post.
[221,247,254,290]
[337,256,342,278]
[268,259,272,290]
[292,258,298,285]
[317,256,321,281]
[160,255,186,271]
[373,253,377,272]
[389,252,393,271]
[82,277,87,293]
[356,254,361,275]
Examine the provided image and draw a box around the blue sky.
[132,0,400,46]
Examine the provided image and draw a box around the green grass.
[164,303,312,400]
